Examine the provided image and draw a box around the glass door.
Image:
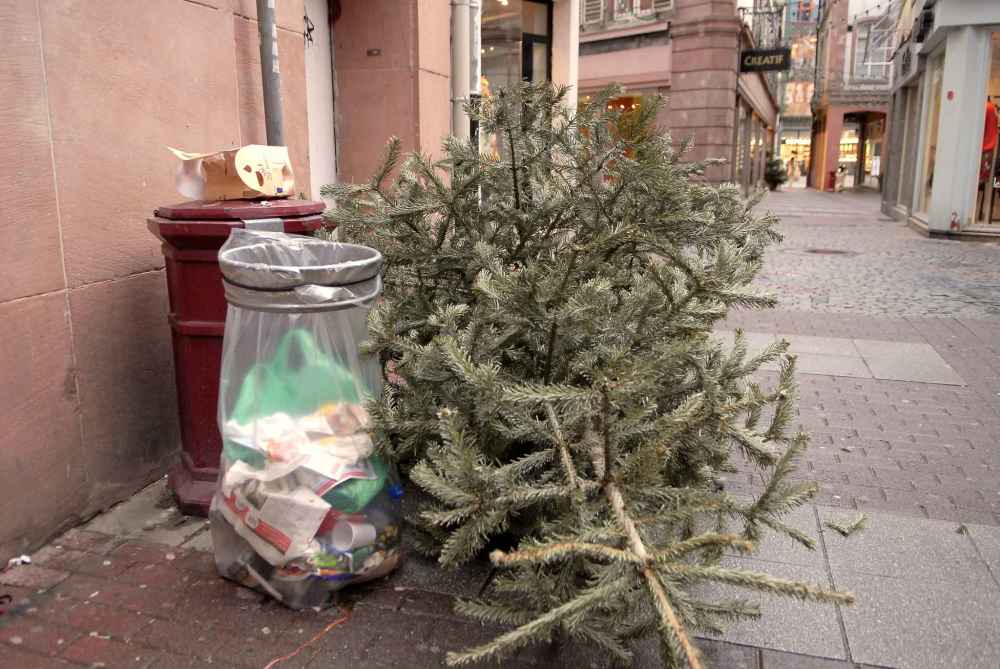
[521,1,552,83]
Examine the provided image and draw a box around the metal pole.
[257,0,285,145]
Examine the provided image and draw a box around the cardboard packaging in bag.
[168,145,295,201]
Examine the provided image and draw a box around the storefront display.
[918,52,945,215]
[862,118,884,189]
[973,32,1000,225]
[883,7,1000,233]
[779,133,810,185]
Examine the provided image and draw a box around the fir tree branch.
[603,481,704,669]
[600,388,613,486]
[659,563,855,605]
[446,580,622,666]
[490,541,640,567]
[543,249,579,383]
[654,533,754,561]
[545,402,581,492]
[507,126,522,212]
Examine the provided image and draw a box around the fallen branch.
[824,513,867,537]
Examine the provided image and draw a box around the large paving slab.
[781,334,861,358]
[793,352,873,378]
[819,508,989,583]
[852,339,966,386]
[700,557,847,660]
[726,503,825,568]
[965,523,1000,578]
[714,331,868,377]
[819,508,1000,668]
[714,330,965,385]
[835,570,1000,669]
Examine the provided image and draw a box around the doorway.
[304,0,337,200]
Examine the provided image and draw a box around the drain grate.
[804,248,855,255]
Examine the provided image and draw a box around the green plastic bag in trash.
[223,328,386,512]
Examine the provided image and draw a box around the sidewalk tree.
[323,83,852,668]
[764,157,788,191]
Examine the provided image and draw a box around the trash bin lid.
[219,229,383,312]
[155,198,324,221]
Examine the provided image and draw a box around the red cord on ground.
[262,607,352,669]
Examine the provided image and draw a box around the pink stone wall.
[578,44,672,91]
[333,0,451,183]
[669,0,744,180]
[0,0,312,560]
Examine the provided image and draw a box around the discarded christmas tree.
[322,83,853,668]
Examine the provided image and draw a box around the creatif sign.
[740,48,792,73]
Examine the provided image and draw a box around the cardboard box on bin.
[168,145,294,201]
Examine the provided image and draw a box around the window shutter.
[652,0,672,11]
[584,0,604,23]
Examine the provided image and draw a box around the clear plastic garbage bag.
[210,228,402,609]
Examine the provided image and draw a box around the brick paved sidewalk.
[0,522,893,669]
[720,310,1000,526]
[6,488,1000,669]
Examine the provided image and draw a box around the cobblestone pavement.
[755,189,1000,318]
[721,189,1000,526]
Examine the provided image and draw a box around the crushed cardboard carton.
[168,145,294,201]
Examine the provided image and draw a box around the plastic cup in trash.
[331,521,377,551]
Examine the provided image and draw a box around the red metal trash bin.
[148,199,326,515]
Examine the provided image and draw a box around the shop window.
[481,0,552,97]
[779,132,810,184]
[862,119,884,189]
[918,51,945,215]
[974,32,1000,225]
[734,103,747,185]
[749,118,763,186]
[480,0,552,151]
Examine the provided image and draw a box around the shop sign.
[740,48,791,73]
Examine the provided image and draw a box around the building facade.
[578,0,781,188]
[778,2,820,187]
[882,0,1000,236]
[0,0,579,560]
[809,0,896,191]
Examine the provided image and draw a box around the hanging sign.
[740,48,792,73]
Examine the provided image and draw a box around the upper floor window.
[582,0,671,26]
[853,20,891,81]
[787,1,818,23]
